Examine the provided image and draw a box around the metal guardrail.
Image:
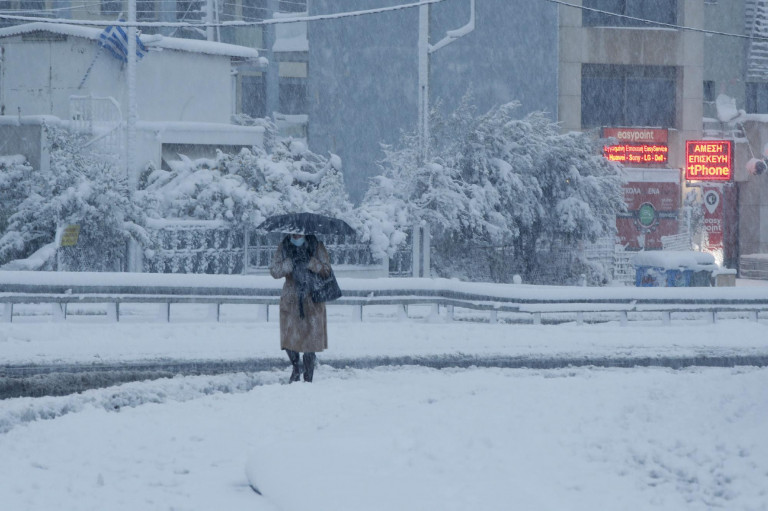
[2,271,768,325]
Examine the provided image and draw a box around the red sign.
[602,128,668,144]
[622,181,680,211]
[702,187,723,250]
[602,128,669,166]
[616,216,679,250]
[617,177,680,250]
[685,140,733,181]
[604,143,669,165]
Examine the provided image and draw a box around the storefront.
[603,128,680,250]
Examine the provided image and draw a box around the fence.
[140,222,418,278]
[2,271,767,326]
[143,221,244,274]
[68,95,123,159]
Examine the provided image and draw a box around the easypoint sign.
[685,140,733,181]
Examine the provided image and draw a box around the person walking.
[269,232,332,382]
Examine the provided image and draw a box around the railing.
[144,220,244,274]
[2,271,767,326]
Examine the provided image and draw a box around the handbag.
[310,269,342,303]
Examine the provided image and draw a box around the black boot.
[286,350,302,383]
[302,352,316,382]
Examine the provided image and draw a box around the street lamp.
[417,0,475,163]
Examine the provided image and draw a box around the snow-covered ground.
[1,303,767,510]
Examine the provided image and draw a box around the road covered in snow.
[0,302,767,510]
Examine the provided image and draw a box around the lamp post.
[417,0,475,164]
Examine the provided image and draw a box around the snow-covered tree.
[361,97,625,283]
[138,138,354,229]
[0,155,33,247]
[0,126,148,271]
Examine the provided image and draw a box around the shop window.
[241,74,266,119]
[279,80,307,115]
[582,0,677,27]
[582,64,676,128]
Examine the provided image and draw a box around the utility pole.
[417,0,475,164]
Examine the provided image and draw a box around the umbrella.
[256,212,356,236]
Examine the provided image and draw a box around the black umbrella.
[256,212,356,236]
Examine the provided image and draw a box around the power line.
[543,0,768,42]
[0,0,445,28]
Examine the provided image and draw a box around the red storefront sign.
[616,216,679,249]
[603,144,668,164]
[702,187,723,250]
[603,128,669,166]
[622,182,680,211]
[617,170,681,250]
[685,140,733,181]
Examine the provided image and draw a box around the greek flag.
[98,22,148,63]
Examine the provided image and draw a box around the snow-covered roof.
[632,250,717,271]
[0,22,261,60]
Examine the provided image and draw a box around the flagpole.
[126,0,140,271]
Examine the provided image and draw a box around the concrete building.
[0,22,265,178]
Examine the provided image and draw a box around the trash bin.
[632,251,717,288]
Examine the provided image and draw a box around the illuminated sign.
[602,128,669,166]
[603,143,669,164]
[685,140,733,181]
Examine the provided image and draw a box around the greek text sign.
[602,128,669,166]
[685,140,733,181]
[603,143,669,164]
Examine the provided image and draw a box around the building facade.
[559,0,768,270]
[307,0,559,200]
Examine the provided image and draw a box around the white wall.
[0,34,233,123]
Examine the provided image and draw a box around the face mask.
[290,236,305,247]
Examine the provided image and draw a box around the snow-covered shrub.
[138,139,353,229]
[361,95,625,284]
[0,126,147,271]
[136,139,356,273]
[0,155,33,255]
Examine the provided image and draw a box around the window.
[101,0,122,15]
[582,64,676,128]
[582,0,677,27]
[136,0,156,21]
[746,83,768,113]
[243,0,267,21]
[279,79,307,114]
[241,74,266,118]
[19,0,44,10]
[279,0,306,13]
[703,80,716,103]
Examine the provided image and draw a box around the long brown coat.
[269,239,332,353]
